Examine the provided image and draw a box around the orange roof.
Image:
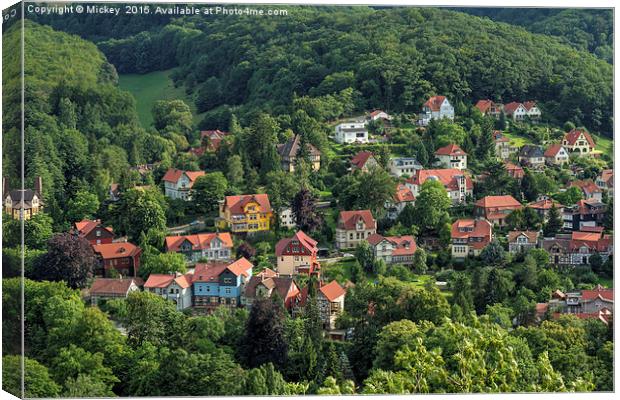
[570,180,602,195]
[338,210,376,230]
[571,231,602,242]
[563,129,595,148]
[90,278,137,295]
[475,195,522,209]
[503,102,524,115]
[161,168,205,185]
[224,194,272,215]
[350,151,375,169]
[544,144,565,157]
[493,131,509,143]
[527,198,563,210]
[581,285,614,302]
[394,183,415,203]
[93,242,141,260]
[523,101,537,111]
[257,267,278,278]
[435,143,466,156]
[165,232,233,252]
[507,230,539,243]
[424,96,447,112]
[144,273,192,289]
[319,280,346,302]
[408,169,473,191]
[451,219,492,240]
[227,257,253,277]
[475,99,494,114]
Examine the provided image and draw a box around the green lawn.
[592,133,612,155]
[502,131,531,147]
[118,69,200,128]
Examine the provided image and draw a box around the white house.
[418,96,454,126]
[406,169,472,204]
[388,157,423,178]
[544,144,570,166]
[503,102,528,121]
[524,101,541,119]
[434,144,467,170]
[279,207,296,229]
[334,121,368,144]
[144,273,193,310]
[162,168,205,200]
[368,110,391,121]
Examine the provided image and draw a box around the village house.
[542,231,613,266]
[275,231,319,276]
[277,134,321,172]
[3,176,43,220]
[474,195,522,227]
[200,129,230,152]
[164,232,233,263]
[367,233,418,265]
[388,157,422,178]
[350,151,380,172]
[523,101,542,120]
[242,268,301,311]
[144,273,193,310]
[507,230,540,254]
[317,280,346,334]
[334,121,369,144]
[93,242,142,277]
[89,277,141,305]
[451,219,493,259]
[335,210,377,249]
[74,219,115,245]
[595,169,613,197]
[545,286,613,325]
[527,198,563,221]
[385,183,415,220]
[493,131,517,160]
[192,258,254,308]
[570,180,603,201]
[418,95,454,125]
[405,169,473,204]
[563,198,607,231]
[434,144,467,170]
[562,129,596,156]
[544,144,570,166]
[475,99,502,118]
[518,145,545,168]
[505,162,525,180]
[162,168,206,200]
[278,207,296,229]
[368,110,391,121]
[217,194,273,233]
[503,102,528,121]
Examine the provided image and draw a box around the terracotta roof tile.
[90,278,137,295]
[319,280,346,302]
[424,96,447,112]
[338,210,376,230]
[224,194,272,215]
[350,151,375,169]
[275,231,318,256]
[563,129,595,148]
[165,232,233,252]
[435,143,466,156]
[475,195,522,209]
[92,242,141,260]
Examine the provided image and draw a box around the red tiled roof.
[370,110,386,118]
[75,219,114,237]
[570,180,602,195]
[527,198,563,210]
[563,129,595,148]
[394,183,415,203]
[144,273,192,289]
[435,143,466,156]
[503,102,524,115]
[224,194,272,214]
[408,169,473,191]
[535,303,549,315]
[544,144,565,157]
[523,101,537,111]
[161,168,205,184]
[424,96,447,112]
[165,232,233,252]
[192,262,229,283]
[350,151,375,169]
[275,231,318,256]
[451,219,492,241]
[475,99,494,114]
[475,195,522,209]
[507,230,539,244]
[598,169,613,186]
[338,210,376,230]
[227,257,253,277]
[188,147,206,157]
[257,267,278,278]
[93,242,141,260]
[580,285,613,302]
[319,280,346,302]
[367,234,417,256]
[90,278,137,295]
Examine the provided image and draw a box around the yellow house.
[218,194,273,233]
[3,177,44,220]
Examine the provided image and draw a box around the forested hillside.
[93,7,612,135]
[459,8,613,63]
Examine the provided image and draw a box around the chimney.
[34,176,43,198]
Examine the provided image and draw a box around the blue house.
[192,258,253,308]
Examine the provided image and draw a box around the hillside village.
[2,8,614,397]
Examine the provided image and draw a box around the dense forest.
[459,8,613,63]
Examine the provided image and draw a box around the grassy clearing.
[118,69,200,128]
[592,133,612,155]
[503,131,531,147]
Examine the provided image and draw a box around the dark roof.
[278,135,320,158]
[519,145,544,158]
[244,276,296,300]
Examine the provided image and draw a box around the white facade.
[388,158,422,177]
[334,122,369,144]
[369,111,391,121]
[527,106,541,119]
[435,154,467,170]
[149,282,192,311]
[279,207,296,229]
[164,173,194,200]
[510,105,528,121]
[419,98,454,126]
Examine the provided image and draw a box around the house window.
[224,278,232,284]
[225,288,231,294]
